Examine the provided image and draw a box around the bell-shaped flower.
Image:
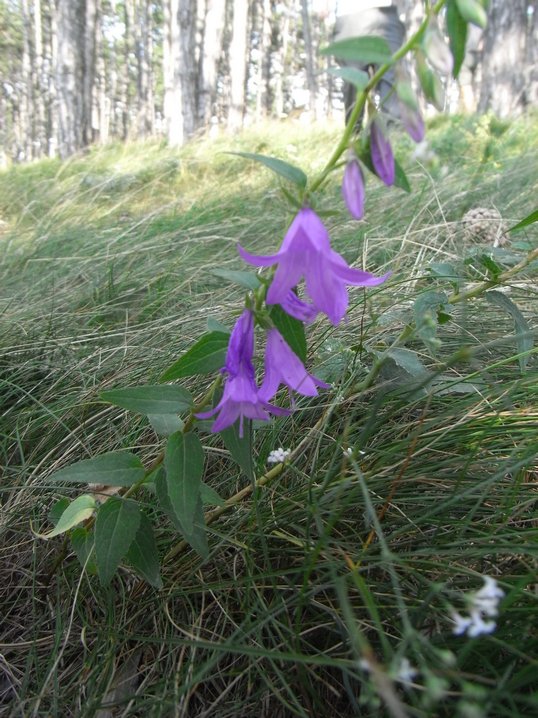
[342,156,365,220]
[259,328,330,402]
[196,309,288,436]
[370,121,395,186]
[400,101,425,143]
[238,208,390,326]
[280,290,319,324]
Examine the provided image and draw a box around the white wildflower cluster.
[451,576,505,638]
[359,656,418,688]
[267,447,291,465]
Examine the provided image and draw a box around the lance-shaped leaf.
[95,497,141,587]
[220,420,255,481]
[320,36,392,65]
[227,152,307,189]
[37,494,96,539]
[446,0,468,78]
[100,385,192,415]
[508,209,538,233]
[456,0,488,28]
[270,303,307,363]
[71,526,97,573]
[200,482,226,507]
[211,268,261,291]
[48,452,146,487]
[164,431,204,535]
[160,331,230,381]
[126,512,162,589]
[486,290,533,372]
[328,66,369,90]
[155,470,209,559]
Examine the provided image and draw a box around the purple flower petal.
[342,158,365,220]
[370,121,395,186]
[279,291,318,323]
[259,329,330,401]
[400,102,425,143]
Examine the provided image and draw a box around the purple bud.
[370,121,395,186]
[400,102,425,143]
[342,158,365,220]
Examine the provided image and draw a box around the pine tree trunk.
[478,0,537,116]
[228,0,249,129]
[300,0,317,117]
[199,0,226,127]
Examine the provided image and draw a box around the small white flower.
[394,657,418,686]
[267,447,291,465]
[473,576,504,616]
[466,609,497,638]
[451,611,473,636]
[343,447,353,457]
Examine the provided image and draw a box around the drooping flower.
[342,155,365,220]
[400,101,425,143]
[258,328,330,402]
[238,208,390,326]
[196,309,288,436]
[370,120,395,186]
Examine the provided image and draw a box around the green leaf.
[49,497,70,526]
[446,0,468,78]
[48,452,146,487]
[100,384,193,415]
[211,268,261,291]
[220,420,255,481]
[207,317,230,334]
[227,151,307,189]
[200,482,226,507]
[486,290,534,372]
[455,0,488,28]
[95,497,141,586]
[160,331,229,381]
[508,209,538,233]
[164,431,204,535]
[414,290,450,353]
[270,303,307,363]
[155,471,209,559]
[126,512,162,589]
[327,66,369,90]
[148,413,184,437]
[38,494,96,539]
[384,348,431,378]
[71,527,97,573]
[320,36,392,65]
[393,159,411,193]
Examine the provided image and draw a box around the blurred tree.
[478,0,537,116]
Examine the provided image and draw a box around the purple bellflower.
[342,156,366,220]
[238,208,390,326]
[370,120,395,186]
[400,102,425,143]
[196,309,288,437]
[259,328,330,402]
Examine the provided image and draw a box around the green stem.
[309,0,447,195]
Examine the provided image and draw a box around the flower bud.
[396,81,425,142]
[456,0,487,28]
[423,20,453,76]
[342,156,365,220]
[416,50,445,111]
[370,120,394,186]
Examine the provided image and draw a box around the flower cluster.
[197,309,328,436]
[267,447,291,464]
[451,576,505,638]
[197,204,390,436]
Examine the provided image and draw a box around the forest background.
[1,0,537,163]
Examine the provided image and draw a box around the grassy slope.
[0,114,537,717]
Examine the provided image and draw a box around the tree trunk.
[478,0,537,116]
[300,0,317,117]
[228,0,249,130]
[199,0,226,127]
